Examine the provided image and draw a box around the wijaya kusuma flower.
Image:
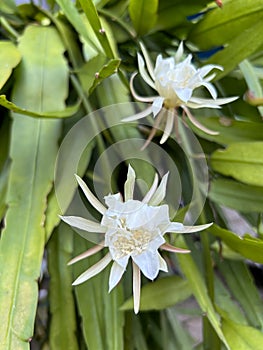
[123,42,238,146]
[60,165,212,313]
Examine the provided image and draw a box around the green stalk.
[0,17,19,39]
[178,119,221,349]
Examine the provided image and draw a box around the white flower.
[123,42,238,144]
[60,166,212,313]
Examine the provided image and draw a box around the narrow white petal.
[75,175,106,215]
[132,261,141,314]
[109,261,126,292]
[142,173,159,203]
[186,101,222,109]
[60,215,106,233]
[68,242,105,265]
[122,106,153,122]
[130,73,156,102]
[152,97,165,117]
[138,53,156,90]
[167,222,213,234]
[182,106,219,135]
[139,41,155,81]
[72,252,112,285]
[189,96,238,107]
[178,223,213,233]
[160,109,175,144]
[124,164,136,201]
[158,253,168,272]
[148,172,169,206]
[201,81,218,99]
[161,242,190,254]
[175,41,184,63]
[204,73,216,82]
[198,64,223,79]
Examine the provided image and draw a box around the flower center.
[113,229,152,257]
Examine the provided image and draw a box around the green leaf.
[89,59,121,94]
[129,0,158,36]
[214,277,248,325]
[190,117,263,145]
[72,235,105,350]
[209,224,263,264]
[1,0,16,13]
[55,0,100,53]
[222,316,263,349]
[206,19,263,79]
[211,142,263,187]
[0,95,79,118]
[217,259,263,329]
[0,25,66,349]
[176,237,230,349]
[47,224,78,350]
[78,0,114,58]
[155,0,209,32]
[189,0,263,50]
[121,276,192,311]
[0,41,21,90]
[209,179,263,212]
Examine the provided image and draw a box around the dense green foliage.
[0,0,263,349]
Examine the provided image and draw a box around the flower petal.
[182,106,219,135]
[124,164,136,201]
[175,41,184,63]
[60,215,106,233]
[188,96,238,108]
[109,261,126,292]
[142,173,159,203]
[68,242,105,265]
[72,252,112,285]
[173,86,193,103]
[129,73,156,102]
[164,222,184,233]
[139,41,155,81]
[160,109,175,144]
[132,261,141,314]
[197,64,223,79]
[152,96,165,117]
[138,53,156,90]
[167,222,213,233]
[161,242,190,254]
[201,81,218,99]
[75,174,106,215]
[122,105,153,122]
[148,172,169,206]
[158,253,168,272]
[133,250,160,280]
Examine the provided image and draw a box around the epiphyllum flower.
[60,166,212,313]
[123,42,237,144]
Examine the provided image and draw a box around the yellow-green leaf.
[209,224,263,264]
[222,318,263,350]
[0,41,21,90]
[129,0,158,36]
[0,25,66,349]
[121,276,192,311]
[211,142,263,186]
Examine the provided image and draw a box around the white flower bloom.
[60,166,212,313]
[123,42,238,144]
